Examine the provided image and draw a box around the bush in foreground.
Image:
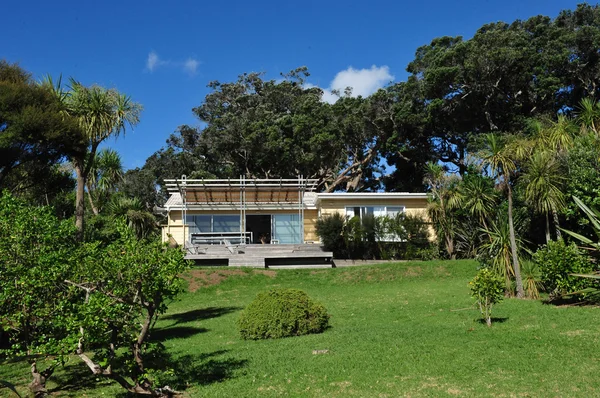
[238,289,329,340]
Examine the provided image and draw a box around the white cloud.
[307,65,394,104]
[183,58,199,75]
[146,51,164,72]
[145,51,199,75]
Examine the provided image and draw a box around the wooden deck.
[185,243,334,268]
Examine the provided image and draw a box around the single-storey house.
[161,176,430,266]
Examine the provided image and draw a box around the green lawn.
[2,260,600,397]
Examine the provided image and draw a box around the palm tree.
[478,133,525,298]
[479,211,525,292]
[107,196,156,240]
[424,162,462,259]
[577,97,600,136]
[459,173,498,233]
[86,148,124,215]
[520,151,566,243]
[43,78,141,240]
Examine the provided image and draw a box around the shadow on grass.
[0,380,21,398]
[162,306,242,325]
[47,350,248,396]
[477,317,509,324]
[142,349,248,394]
[150,326,209,342]
[542,296,591,306]
[48,362,115,394]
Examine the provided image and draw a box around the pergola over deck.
[164,176,319,246]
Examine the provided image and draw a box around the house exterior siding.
[161,193,430,246]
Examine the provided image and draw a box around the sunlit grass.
[2,260,600,397]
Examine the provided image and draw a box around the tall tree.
[0,61,82,200]
[478,133,525,298]
[521,151,566,243]
[45,78,141,240]
[86,148,124,215]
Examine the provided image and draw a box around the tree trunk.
[74,158,87,241]
[507,184,524,298]
[29,361,53,398]
[445,234,455,260]
[86,184,99,216]
[545,213,551,244]
[552,209,561,240]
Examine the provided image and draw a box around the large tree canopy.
[0,61,82,203]
[128,3,600,200]
[148,67,430,193]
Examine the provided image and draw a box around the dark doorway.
[246,215,271,244]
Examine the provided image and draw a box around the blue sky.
[2,0,584,169]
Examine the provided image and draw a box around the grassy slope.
[2,260,600,397]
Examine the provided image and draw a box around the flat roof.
[317,192,429,200]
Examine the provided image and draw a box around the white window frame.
[345,205,405,220]
[344,205,407,242]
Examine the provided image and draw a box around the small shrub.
[469,268,505,327]
[533,239,594,300]
[315,213,346,257]
[520,260,543,299]
[238,289,329,340]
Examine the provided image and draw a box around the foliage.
[315,213,346,257]
[564,133,600,239]
[561,196,600,299]
[43,76,142,239]
[520,260,543,299]
[520,150,566,242]
[0,192,81,396]
[315,212,433,260]
[424,162,462,259]
[238,288,329,340]
[0,61,82,207]
[478,210,527,293]
[0,193,188,396]
[85,148,124,215]
[106,195,157,239]
[469,268,505,327]
[71,222,189,396]
[532,239,594,300]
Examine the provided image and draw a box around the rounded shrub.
[238,288,329,340]
[533,239,594,299]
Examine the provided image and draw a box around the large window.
[186,215,241,234]
[345,206,404,220]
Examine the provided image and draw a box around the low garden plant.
[469,268,505,327]
[533,238,594,300]
[238,288,329,340]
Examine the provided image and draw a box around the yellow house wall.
[318,198,435,241]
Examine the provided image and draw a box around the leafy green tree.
[0,61,82,202]
[459,172,498,234]
[0,193,81,396]
[69,223,189,396]
[479,210,527,292]
[470,268,505,327]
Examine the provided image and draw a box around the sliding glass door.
[272,214,301,244]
